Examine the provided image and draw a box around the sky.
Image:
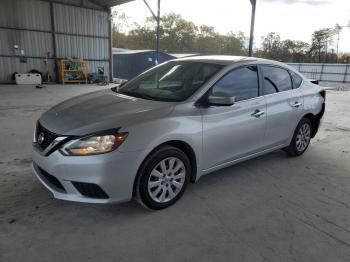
[113,0,350,53]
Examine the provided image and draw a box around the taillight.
[320,90,326,103]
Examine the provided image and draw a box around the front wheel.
[134,146,190,210]
[284,118,312,157]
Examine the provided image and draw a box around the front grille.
[34,163,66,192]
[72,182,109,199]
[35,122,58,150]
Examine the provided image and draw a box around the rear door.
[260,65,304,149]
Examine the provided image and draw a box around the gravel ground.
[0,84,350,262]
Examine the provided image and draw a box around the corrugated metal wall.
[0,57,55,82]
[0,0,110,83]
[53,2,110,78]
[54,4,108,37]
[0,29,53,57]
[55,35,108,59]
[0,0,51,31]
[287,63,350,83]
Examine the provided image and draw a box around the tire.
[284,117,312,157]
[134,145,191,210]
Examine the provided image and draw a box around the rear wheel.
[284,118,312,157]
[135,145,190,210]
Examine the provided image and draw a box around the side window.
[211,66,259,102]
[290,71,303,89]
[261,66,292,95]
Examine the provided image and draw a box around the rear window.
[290,71,303,89]
[261,66,293,95]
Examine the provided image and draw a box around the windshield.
[116,61,223,102]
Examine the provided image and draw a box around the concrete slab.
[0,84,350,262]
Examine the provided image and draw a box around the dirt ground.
[0,84,350,262]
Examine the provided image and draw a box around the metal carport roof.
[92,0,134,7]
[43,0,135,10]
[73,0,135,9]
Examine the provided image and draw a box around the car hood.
[39,89,175,135]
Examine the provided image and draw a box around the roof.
[113,49,173,56]
[113,49,154,54]
[55,0,134,9]
[112,48,132,53]
[174,55,250,65]
[90,0,134,8]
[169,53,199,58]
[173,55,296,68]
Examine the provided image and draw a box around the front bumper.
[32,146,150,204]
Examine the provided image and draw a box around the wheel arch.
[163,140,197,183]
[301,111,323,138]
[132,140,198,198]
[299,88,325,138]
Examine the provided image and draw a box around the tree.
[219,31,246,55]
[112,13,247,55]
[196,27,246,55]
[339,53,350,64]
[111,9,131,48]
[310,28,334,62]
[160,13,198,53]
[196,25,219,54]
[281,39,309,62]
[112,12,348,64]
[261,32,282,59]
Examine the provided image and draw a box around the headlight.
[60,133,128,156]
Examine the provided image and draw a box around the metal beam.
[248,0,256,57]
[142,0,160,64]
[142,0,157,20]
[108,8,113,82]
[156,0,160,64]
[0,54,109,62]
[50,1,59,82]
[0,26,51,34]
[56,32,109,39]
[0,26,109,39]
[343,64,349,83]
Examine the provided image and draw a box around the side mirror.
[119,79,128,86]
[111,80,128,92]
[208,93,235,106]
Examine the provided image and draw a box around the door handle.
[251,109,265,118]
[292,102,302,108]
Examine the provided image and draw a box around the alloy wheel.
[296,123,311,152]
[147,157,186,203]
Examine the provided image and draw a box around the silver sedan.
[32,56,325,209]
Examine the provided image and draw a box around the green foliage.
[112,13,246,55]
[112,11,348,63]
[310,28,335,62]
[255,33,311,62]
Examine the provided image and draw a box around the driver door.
[201,65,266,171]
